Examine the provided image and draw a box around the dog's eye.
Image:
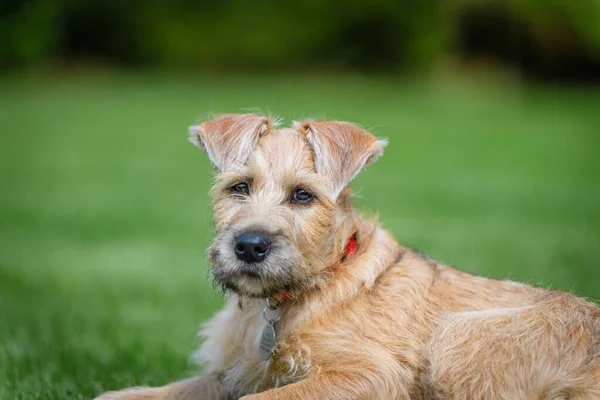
[291,188,314,204]
[230,182,250,195]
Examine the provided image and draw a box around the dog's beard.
[209,245,310,298]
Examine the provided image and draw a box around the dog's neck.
[267,231,359,306]
[274,221,402,333]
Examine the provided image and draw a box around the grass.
[0,72,599,399]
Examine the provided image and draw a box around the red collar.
[341,234,358,260]
[268,233,358,305]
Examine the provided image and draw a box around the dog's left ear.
[295,120,387,197]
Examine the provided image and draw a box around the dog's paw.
[93,387,164,400]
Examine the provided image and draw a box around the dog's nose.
[234,232,271,263]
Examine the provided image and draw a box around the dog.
[96,113,600,399]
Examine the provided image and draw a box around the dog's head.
[189,113,387,298]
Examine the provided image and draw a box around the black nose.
[234,232,271,263]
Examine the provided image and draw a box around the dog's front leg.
[240,372,406,400]
[94,373,230,400]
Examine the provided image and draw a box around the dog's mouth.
[212,265,298,298]
[209,252,301,298]
[238,267,261,280]
[218,276,296,298]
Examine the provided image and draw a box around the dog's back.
[421,262,600,399]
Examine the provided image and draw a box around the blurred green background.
[1,1,599,399]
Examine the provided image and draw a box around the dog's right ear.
[189,114,273,171]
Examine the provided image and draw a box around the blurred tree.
[0,0,60,67]
[0,0,598,81]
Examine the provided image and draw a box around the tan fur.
[96,114,600,400]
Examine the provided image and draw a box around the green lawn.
[0,72,599,399]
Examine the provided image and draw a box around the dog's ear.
[189,114,273,171]
[295,120,387,197]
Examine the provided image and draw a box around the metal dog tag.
[259,321,276,360]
